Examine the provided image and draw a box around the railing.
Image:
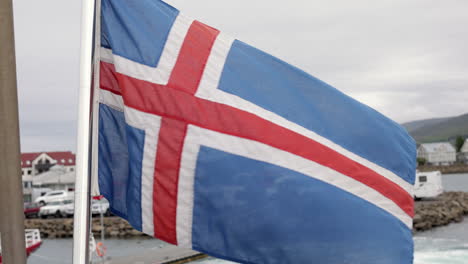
[34,163,54,173]
[25,229,41,248]
[0,229,41,257]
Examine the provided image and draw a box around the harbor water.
[28,173,468,264]
[440,173,468,192]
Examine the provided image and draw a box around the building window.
[70,168,74,172]
[419,176,427,183]
[26,160,31,165]
[28,170,32,175]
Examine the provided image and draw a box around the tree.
[455,136,464,152]
[417,157,426,166]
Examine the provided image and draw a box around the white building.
[22,174,52,203]
[22,175,34,202]
[21,151,75,202]
[417,142,456,166]
[21,151,76,177]
[33,165,75,191]
[458,139,468,164]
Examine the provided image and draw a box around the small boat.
[0,229,42,263]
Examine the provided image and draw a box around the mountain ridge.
[402,113,468,143]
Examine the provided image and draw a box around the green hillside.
[402,113,468,143]
[402,117,451,133]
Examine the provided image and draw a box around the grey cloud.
[14,0,80,151]
[13,0,468,151]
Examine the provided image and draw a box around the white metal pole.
[73,0,97,262]
[100,200,105,242]
[100,204,105,262]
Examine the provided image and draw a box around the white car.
[91,199,111,216]
[38,199,74,218]
[35,190,72,205]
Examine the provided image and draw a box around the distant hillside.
[402,117,451,133]
[402,113,468,143]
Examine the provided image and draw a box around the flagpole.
[0,0,28,263]
[73,0,97,262]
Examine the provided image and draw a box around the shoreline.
[24,217,146,239]
[25,192,468,237]
[413,192,468,232]
[417,164,468,174]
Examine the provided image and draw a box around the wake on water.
[414,237,468,264]
[190,237,468,264]
[27,229,468,264]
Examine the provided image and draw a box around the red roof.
[21,153,41,167]
[21,151,76,168]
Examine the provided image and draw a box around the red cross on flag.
[91,0,417,263]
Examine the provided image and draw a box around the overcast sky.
[12,0,468,152]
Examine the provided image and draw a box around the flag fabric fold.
[93,0,416,263]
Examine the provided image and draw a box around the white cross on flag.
[91,0,417,263]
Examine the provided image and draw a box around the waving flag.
[93,0,416,263]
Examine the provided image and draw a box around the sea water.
[441,173,468,192]
[28,223,468,264]
[411,173,468,263]
[414,219,468,264]
[189,217,468,264]
[186,171,468,264]
[28,173,468,264]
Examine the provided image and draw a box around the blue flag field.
[92,0,417,263]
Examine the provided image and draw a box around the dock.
[102,245,207,264]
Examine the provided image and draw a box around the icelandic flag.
[93,0,416,263]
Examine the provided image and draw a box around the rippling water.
[414,219,468,264]
[27,173,468,264]
[189,218,468,264]
[442,173,468,192]
[28,229,468,264]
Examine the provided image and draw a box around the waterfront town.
[20,139,468,202]
[7,140,467,263]
[18,138,468,237]
[3,136,466,263]
[1,0,467,263]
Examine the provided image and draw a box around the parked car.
[91,199,111,216]
[38,199,74,218]
[24,202,42,218]
[34,190,72,205]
